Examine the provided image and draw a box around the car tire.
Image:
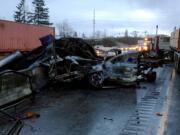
[88,72,104,89]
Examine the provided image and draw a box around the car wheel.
[88,72,104,88]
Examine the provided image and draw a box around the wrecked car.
[102,52,138,86]
[0,35,164,135]
[0,36,104,91]
[44,55,104,88]
[45,37,104,88]
[92,51,161,86]
[0,35,163,94]
[0,35,165,98]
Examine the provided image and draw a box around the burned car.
[46,37,104,88]
[0,35,162,94]
[45,55,104,88]
[102,52,138,86]
[92,51,161,86]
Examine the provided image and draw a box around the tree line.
[14,0,51,25]
[13,0,148,39]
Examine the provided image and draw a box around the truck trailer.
[170,29,180,72]
[0,19,55,54]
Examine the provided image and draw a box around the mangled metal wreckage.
[1,35,164,89]
[0,35,163,106]
[0,35,161,88]
[0,35,163,134]
[0,36,101,107]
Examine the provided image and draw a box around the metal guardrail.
[0,70,35,135]
[0,70,35,109]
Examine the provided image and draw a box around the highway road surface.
[13,64,178,135]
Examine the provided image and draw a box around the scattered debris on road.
[156,112,163,117]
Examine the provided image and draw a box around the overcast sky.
[0,0,180,36]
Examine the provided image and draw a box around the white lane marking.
[157,69,176,135]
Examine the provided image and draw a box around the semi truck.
[170,29,180,72]
[142,32,180,73]
[142,35,170,51]
[143,31,180,74]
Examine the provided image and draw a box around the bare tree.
[124,29,128,37]
[95,30,101,39]
[103,29,107,38]
[57,20,74,37]
[82,33,86,39]
[73,32,78,38]
[131,31,139,38]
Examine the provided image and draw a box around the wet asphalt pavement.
[11,65,175,135]
[19,88,139,135]
[166,70,180,135]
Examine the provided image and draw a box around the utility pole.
[156,25,158,36]
[155,25,159,52]
[93,9,96,40]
